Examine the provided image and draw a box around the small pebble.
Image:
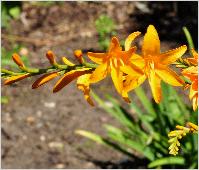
[44,102,56,108]
[26,116,35,125]
[55,163,65,169]
[40,135,46,142]
[36,110,43,117]
[48,141,64,149]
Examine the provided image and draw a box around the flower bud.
[46,51,57,65]
[74,50,83,64]
[12,53,25,68]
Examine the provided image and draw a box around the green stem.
[183,27,195,52]
[134,86,156,119]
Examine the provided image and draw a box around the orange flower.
[4,73,30,85]
[87,36,142,101]
[124,25,187,103]
[182,50,198,111]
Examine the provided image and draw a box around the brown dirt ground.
[1,2,196,169]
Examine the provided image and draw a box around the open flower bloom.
[87,36,143,102]
[124,25,187,103]
[182,67,198,110]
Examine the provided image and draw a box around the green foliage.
[1,2,21,28]
[183,27,195,51]
[29,1,63,7]
[1,96,9,104]
[95,15,116,51]
[2,45,29,70]
[77,83,198,168]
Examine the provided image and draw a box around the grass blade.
[148,157,185,168]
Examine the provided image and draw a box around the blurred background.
[1,1,198,169]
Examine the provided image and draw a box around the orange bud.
[32,72,59,89]
[4,73,30,85]
[74,50,83,64]
[12,53,25,68]
[46,51,56,65]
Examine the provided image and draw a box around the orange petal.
[192,94,198,111]
[142,25,160,56]
[120,63,143,77]
[89,63,108,83]
[191,49,198,59]
[109,37,121,52]
[77,74,94,106]
[155,65,184,86]
[32,72,59,89]
[130,54,145,68]
[62,57,75,66]
[159,45,187,65]
[53,68,92,92]
[110,66,123,94]
[123,74,146,92]
[125,31,141,51]
[87,52,107,64]
[12,53,25,67]
[46,50,56,65]
[148,71,162,103]
[4,73,30,85]
[120,46,137,62]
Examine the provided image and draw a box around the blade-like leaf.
[148,157,185,168]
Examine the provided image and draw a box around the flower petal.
[111,66,123,94]
[62,57,75,66]
[4,73,30,85]
[142,25,160,56]
[109,37,121,52]
[77,74,94,106]
[120,47,137,62]
[123,74,146,93]
[89,63,108,83]
[130,54,145,68]
[53,68,92,92]
[155,65,184,86]
[148,71,162,103]
[87,52,107,64]
[32,72,59,89]
[192,94,198,111]
[125,31,141,51]
[159,45,187,65]
[120,63,143,77]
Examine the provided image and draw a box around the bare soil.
[1,2,197,169]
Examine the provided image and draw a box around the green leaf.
[104,124,154,161]
[1,96,9,104]
[9,7,21,19]
[134,86,156,119]
[75,130,134,157]
[148,157,185,168]
[75,130,106,145]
